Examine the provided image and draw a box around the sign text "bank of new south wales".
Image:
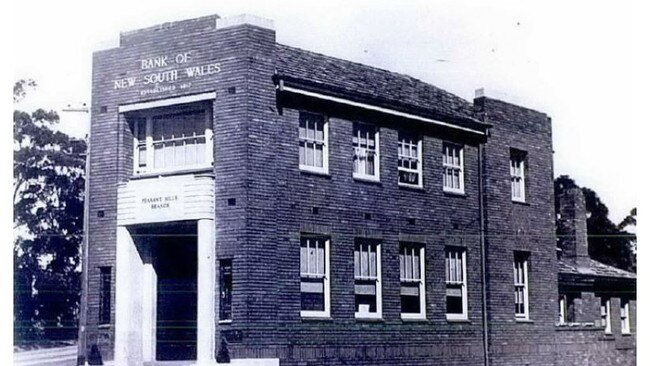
[112,51,221,96]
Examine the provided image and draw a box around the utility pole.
[61,102,90,366]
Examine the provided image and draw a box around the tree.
[14,80,86,345]
[555,175,636,272]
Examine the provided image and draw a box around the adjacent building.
[78,14,636,365]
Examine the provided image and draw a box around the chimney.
[557,187,590,267]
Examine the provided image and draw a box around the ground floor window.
[354,240,382,318]
[399,242,426,319]
[99,267,111,325]
[601,297,612,333]
[219,259,233,322]
[621,298,630,334]
[558,293,576,324]
[300,236,330,317]
[445,247,467,320]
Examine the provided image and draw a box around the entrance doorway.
[154,234,197,360]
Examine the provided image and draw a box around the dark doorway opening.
[154,232,197,361]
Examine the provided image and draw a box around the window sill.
[218,319,233,325]
[400,316,428,322]
[622,333,633,337]
[515,318,534,324]
[443,189,467,198]
[300,316,333,322]
[353,175,382,185]
[299,168,330,178]
[98,324,111,329]
[512,199,530,206]
[132,166,213,179]
[355,316,384,323]
[446,317,470,323]
[398,183,425,192]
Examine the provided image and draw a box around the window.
[353,123,380,181]
[300,236,330,317]
[601,297,611,333]
[445,247,468,320]
[400,243,426,319]
[513,252,530,319]
[219,259,233,322]
[558,294,576,325]
[620,298,630,334]
[510,149,527,202]
[442,143,464,193]
[299,112,328,174]
[131,105,213,174]
[398,133,423,187]
[99,267,111,325]
[354,240,382,318]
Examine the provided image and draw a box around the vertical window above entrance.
[99,267,111,325]
[128,102,213,175]
[219,259,233,322]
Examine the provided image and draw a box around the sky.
[12,0,641,223]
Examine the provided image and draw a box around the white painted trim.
[279,84,486,136]
[197,219,216,363]
[118,91,216,113]
[300,238,331,318]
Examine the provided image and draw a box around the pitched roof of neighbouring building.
[275,43,483,127]
[558,259,636,280]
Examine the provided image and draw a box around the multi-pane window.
[558,294,576,325]
[601,297,612,333]
[299,112,328,174]
[513,252,530,319]
[300,236,330,317]
[354,240,382,318]
[353,123,380,180]
[99,267,111,325]
[219,259,233,322]
[399,243,426,319]
[131,106,213,174]
[621,298,630,334]
[510,149,527,202]
[445,248,468,320]
[398,133,422,187]
[442,143,464,193]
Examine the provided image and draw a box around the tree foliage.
[14,79,86,344]
[555,175,636,272]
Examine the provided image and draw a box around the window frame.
[354,240,382,319]
[601,297,612,334]
[558,294,566,325]
[445,247,468,321]
[130,104,214,176]
[399,243,426,320]
[510,149,527,202]
[219,259,233,323]
[621,298,631,334]
[352,122,380,182]
[298,112,329,175]
[299,236,331,318]
[442,142,465,194]
[513,253,530,320]
[397,134,423,188]
[99,266,112,326]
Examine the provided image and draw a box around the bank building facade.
[78,14,636,366]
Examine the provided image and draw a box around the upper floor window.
[442,143,464,194]
[600,297,612,333]
[510,149,527,202]
[353,123,380,181]
[445,247,468,320]
[398,133,422,188]
[399,243,426,319]
[300,236,330,318]
[621,298,630,334]
[299,112,328,174]
[131,104,213,175]
[513,252,530,320]
[354,240,382,319]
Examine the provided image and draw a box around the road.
[14,346,77,366]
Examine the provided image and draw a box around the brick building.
[78,14,636,365]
